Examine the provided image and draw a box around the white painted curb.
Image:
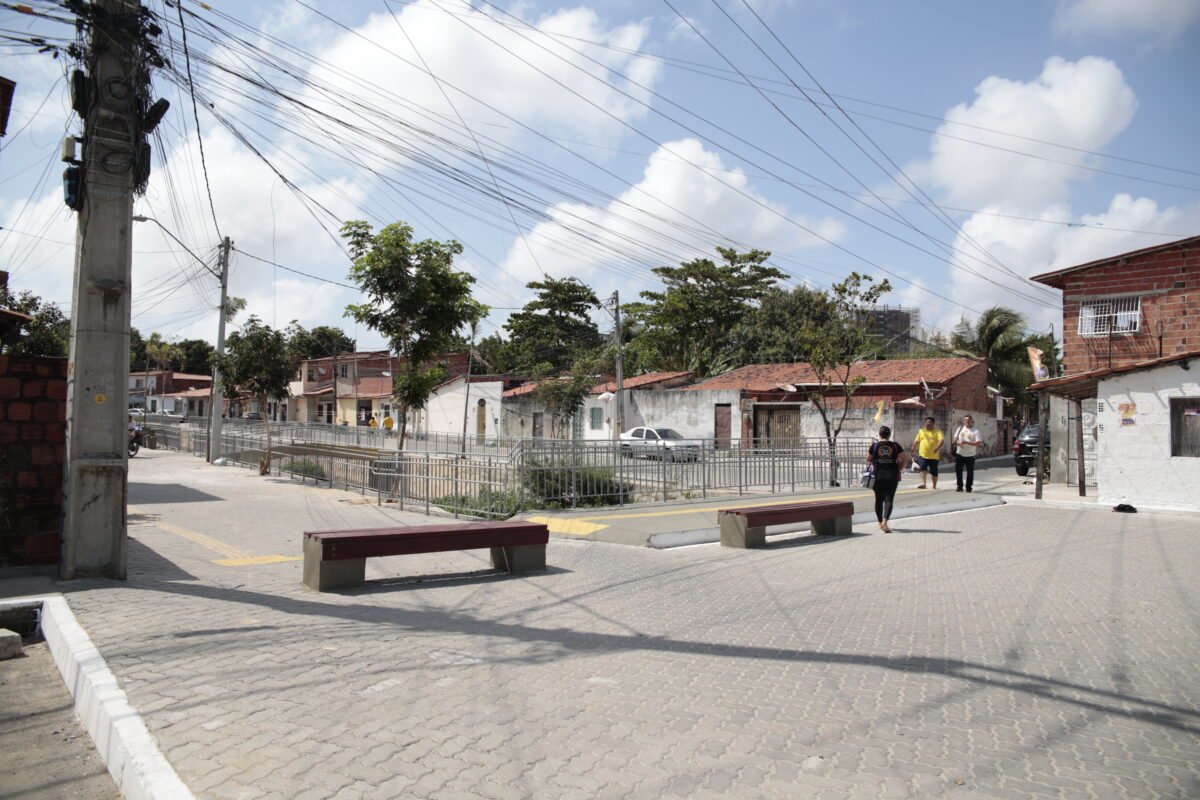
[649,497,1006,548]
[0,595,194,800]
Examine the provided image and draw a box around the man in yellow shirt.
[912,416,944,489]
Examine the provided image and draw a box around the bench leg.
[812,515,853,536]
[720,516,766,548]
[490,544,546,573]
[303,538,366,591]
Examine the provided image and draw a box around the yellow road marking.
[526,488,925,539]
[130,505,297,567]
[524,515,608,537]
[213,555,304,567]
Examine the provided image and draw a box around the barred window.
[590,407,603,430]
[1078,296,1141,337]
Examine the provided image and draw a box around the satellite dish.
[779,383,798,393]
[597,391,615,402]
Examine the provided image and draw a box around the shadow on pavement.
[127,538,197,582]
[345,565,574,595]
[129,483,223,504]
[68,572,1200,738]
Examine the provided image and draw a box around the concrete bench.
[718,501,855,548]
[302,521,550,591]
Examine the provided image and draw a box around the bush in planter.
[521,461,633,508]
[290,458,327,480]
[433,488,522,519]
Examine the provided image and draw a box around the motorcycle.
[128,426,143,457]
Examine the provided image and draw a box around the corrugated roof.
[161,387,212,398]
[1029,348,1200,401]
[686,358,984,392]
[1030,234,1200,289]
[590,371,693,394]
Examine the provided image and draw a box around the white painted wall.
[625,390,743,439]
[420,378,504,438]
[1096,363,1200,512]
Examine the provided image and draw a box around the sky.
[2,0,1198,354]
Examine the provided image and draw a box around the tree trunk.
[260,395,271,475]
[398,401,410,450]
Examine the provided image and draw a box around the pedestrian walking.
[952,414,981,492]
[867,426,905,533]
[912,416,944,489]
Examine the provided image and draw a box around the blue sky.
[2,0,1198,351]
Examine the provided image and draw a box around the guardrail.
[141,422,872,518]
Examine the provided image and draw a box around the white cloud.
[927,56,1136,211]
[499,137,845,290]
[940,197,1200,333]
[302,0,661,153]
[1054,0,1200,43]
[912,55,1200,333]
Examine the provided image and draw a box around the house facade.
[1030,235,1200,510]
[681,358,993,449]
[129,370,212,415]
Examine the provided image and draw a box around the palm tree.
[952,307,1054,418]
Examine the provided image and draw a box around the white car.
[619,427,701,461]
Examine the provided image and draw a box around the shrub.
[521,461,633,508]
[289,458,327,480]
[433,488,522,519]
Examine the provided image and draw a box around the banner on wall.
[1027,346,1049,381]
[1118,402,1137,426]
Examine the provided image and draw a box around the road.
[521,455,1029,546]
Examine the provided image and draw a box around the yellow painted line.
[213,555,303,567]
[130,505,297,567]
[524,515,608,537]
[552,488,923,523]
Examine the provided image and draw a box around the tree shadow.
[67,573,1200,738]
[128,483,222,504]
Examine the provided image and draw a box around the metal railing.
[141,422,872,519]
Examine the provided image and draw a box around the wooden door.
[714,404,732,448]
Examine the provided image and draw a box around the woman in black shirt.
[867,426,906,533]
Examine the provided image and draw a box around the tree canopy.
[215,316,291,473]
[1,287,70,358]
[342,220,486,444]
[285,323,356,362]
[504,277,603,374]
[624,247,785,377]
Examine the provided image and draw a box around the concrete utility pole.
[61,0,143,579]
[207,236,231,461]
[611,291,625,439]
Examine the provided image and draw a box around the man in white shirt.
[953,414,982,493]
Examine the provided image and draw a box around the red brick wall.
[0,355,67,566]
[945,361,991,413]
[1058,246,1197,375]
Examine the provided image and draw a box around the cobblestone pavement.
[56,450,1200,799]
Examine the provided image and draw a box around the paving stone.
[51,450,1200,799]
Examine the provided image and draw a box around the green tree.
[144,333,182,372]
[175,338,215,375]
[0,288,70,358]
[625,247,785,377]
[284,323,356,361]
[129,327,147,370]
[531,353,603,438]
[731,285,835,365]
[800,272,891,486]
[953,307,1056,418]
[215,316,292,474]
[504,277,603,374]
[342,220,486,446]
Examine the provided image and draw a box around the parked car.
[619,427,701,461]
[1012,423,1050,476]
[241,412,262,420]
[128,408,146,417]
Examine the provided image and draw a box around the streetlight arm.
[132,215,220,279]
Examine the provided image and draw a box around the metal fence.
[141,422,872,519]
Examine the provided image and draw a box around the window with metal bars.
[1078,296,1141,337]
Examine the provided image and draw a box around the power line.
[174,0,222,241]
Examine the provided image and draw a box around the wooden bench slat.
[305,521,548,562]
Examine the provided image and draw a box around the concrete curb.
[1002,495,1200,517]
[648,496,1006,549]
[0,595,194,800]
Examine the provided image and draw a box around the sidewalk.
[11,449,1200,799]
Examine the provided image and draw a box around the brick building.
[0,354,67,566]
[1030,235,1200,510]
